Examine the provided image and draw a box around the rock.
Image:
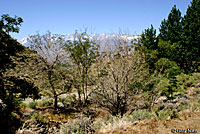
[164,103,178,110]
[57,102,64,107]
[166,116,171,121]
[22,130,34,134]
[173,96,187,104]
[135,101,145,109]
[155,96,167,104]
[195,82,200,88]
[16,129,34,134]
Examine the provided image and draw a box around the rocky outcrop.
[155,95,188,110]
[16,120,60,134]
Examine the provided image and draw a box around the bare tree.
[28,31,72,109]
[91,34,149,116]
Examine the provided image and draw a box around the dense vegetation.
[0,14,39,133]
[0,0,200,133]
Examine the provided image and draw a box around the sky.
[1,0,192,40]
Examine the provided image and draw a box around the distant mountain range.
[18,33,140,47]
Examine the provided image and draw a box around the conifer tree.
[159,5,182,43]
[138,25,158,72]
[182,0,200,72]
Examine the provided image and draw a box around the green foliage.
[140,24,158,50]
[178,102,189,111]
[157,110,179,120]
[137,25,159,71]
[157,6,184,71]
[159,5,182,43]
[0,14,40,134]
[65,31,99,68]
[190,103,200,112]
[157,110,169,120]
[60,117,93,134]
[127,110,154,121]
[155,78,170,93]
[58,98,68,103]
[31,112,49,124]
[176,73,190,89]
[155,58,181,78]
[28,101,38,109]
[182,0,200,72]
[0,14,23,34]
[178,101,200,112]
[5,76,40,99]
[138,0,200,73]
[20,102,27,108]
[187,73,200,87]
[64,31,99,103]
[176,72,200,90]
[0,30,24,72]
[38,99,53,107]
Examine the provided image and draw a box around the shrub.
[93,110,154,132]
[178,101,200,112]
[189,103,200,112]
[127,110,154,121]
[92,115,132,133]
[28,101,38,109]
[38,99,53,107]
[58,98,68,104]
[60,117,93,134]
[190,73,200,86]
[157,110,171,120]
[60,123,84,134]
[195,87,200,94]
[176,72,200,90]
[157,110,179,120]
[155,58,181,78]
[20,102,27,108]
[31,112,49,124]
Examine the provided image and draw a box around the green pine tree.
[159,5,182,43]
[138,25,159,72]
[182,0,200,72]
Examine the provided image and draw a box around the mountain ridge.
[18,33,140,47]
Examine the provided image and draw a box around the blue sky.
[1,0,192,40]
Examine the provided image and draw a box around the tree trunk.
[85,68,88,103]
[48,70,58,109]
[82,69,86,102]
[54,94,58,109]
[77,89,82,105]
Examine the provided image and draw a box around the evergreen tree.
[141,24,158,50]
[138,25,159,72]
[182,0,200,72]
[159,5,182,43]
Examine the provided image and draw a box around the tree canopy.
[0,14,39,134]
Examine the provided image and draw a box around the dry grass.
[96,118,133,133]
[95,111,200,134]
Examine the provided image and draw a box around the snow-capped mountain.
[18,33,140,47]
[19,37,28,45]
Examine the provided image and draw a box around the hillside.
[1,0,200,133]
